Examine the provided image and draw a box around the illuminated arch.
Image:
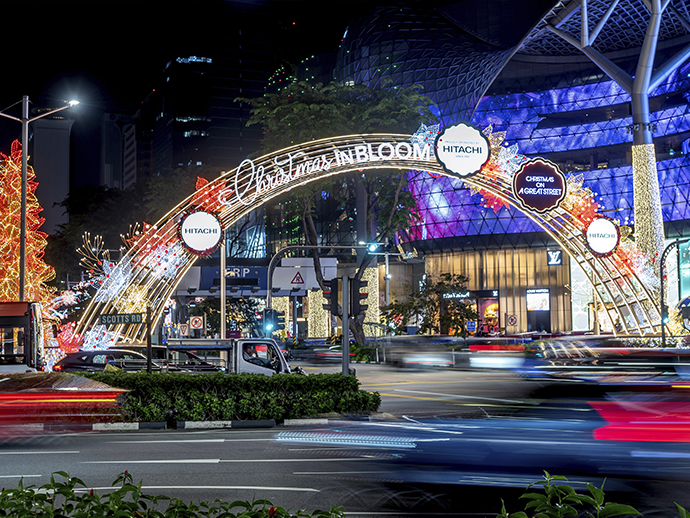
[75,133,661,342]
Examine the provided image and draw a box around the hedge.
[81,372,381,423]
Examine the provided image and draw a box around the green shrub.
[497,471,641,518]
[0,470,344,517]
[350,343,375,362]
[80,372,381,423]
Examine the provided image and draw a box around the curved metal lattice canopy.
[519,0,690,57]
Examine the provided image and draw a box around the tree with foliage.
[382,273,478,337]
[237,81,438,344]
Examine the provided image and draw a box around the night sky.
[0,0,367,187]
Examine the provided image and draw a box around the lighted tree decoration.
[0,140,55,305]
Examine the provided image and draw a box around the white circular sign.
[180,211,222,255]
[435,122,490,178]
[586,217,619,257]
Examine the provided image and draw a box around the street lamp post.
[0,96,78,301]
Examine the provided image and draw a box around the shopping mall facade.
[289,1,690,335]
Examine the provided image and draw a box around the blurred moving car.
[53,349,160,373]
[0,372,125,439]
[291,344,355,363]
[275,379,690,510]
[386,344,456,368]
[515,339,690,381]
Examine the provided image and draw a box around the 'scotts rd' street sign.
[99,313,144,325]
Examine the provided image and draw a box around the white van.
[165,338,291,376]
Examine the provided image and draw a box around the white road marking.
[83,457,374,465]
[221,457,374,463]
[83,459,220,464]
[393,388,524,404]
[0,451,79,455]
[292,471,390,478]
[0,475,41,478]
[108,439,226,444]
[73,485,319,493]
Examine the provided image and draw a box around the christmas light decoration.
[308,288,330,338]
[411,123,440,149]
[82,324,120,350]
[191,176,228,214]
[56,322,83,353]
[0,141,55,305]
[43,344,65,372]
[466,125,526,213]
[93,256,133,303]
[632,143,665,263]
[75,131,665,339]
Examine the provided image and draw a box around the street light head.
[68,100,79,107]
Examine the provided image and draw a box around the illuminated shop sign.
[512,158,567,214]
[434,122,490,178]
[443,291,471,299]
[218,140,434,207]
[547,250,563,266]
[526,288,550,311]
[176,56,213,64]
[585,216,619,257]
[179,211,223,256]
[443,290,499,299]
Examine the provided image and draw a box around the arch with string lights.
[74,124,661,347]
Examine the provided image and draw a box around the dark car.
[53,349,160,373]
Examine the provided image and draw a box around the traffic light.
[350,279,368,316]
[275,311,285,331]
[322,278,339,314]
[264,309,277,332]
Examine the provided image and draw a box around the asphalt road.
[1,364,689,517]
[302,361,542,419]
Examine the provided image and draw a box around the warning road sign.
[291,271,305,284]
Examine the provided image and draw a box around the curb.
[4,415,384,434]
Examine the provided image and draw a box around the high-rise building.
[31,117,74,235]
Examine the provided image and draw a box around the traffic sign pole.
[146,305,152,374]
[342,275,349,376]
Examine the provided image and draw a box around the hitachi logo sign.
[435,122,491,178]
[442,145,484,154]
[184,227,219,234]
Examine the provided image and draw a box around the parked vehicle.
[165,338,292,375]
[53,349,161,373]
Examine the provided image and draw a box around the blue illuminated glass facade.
[332,4,690,252]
